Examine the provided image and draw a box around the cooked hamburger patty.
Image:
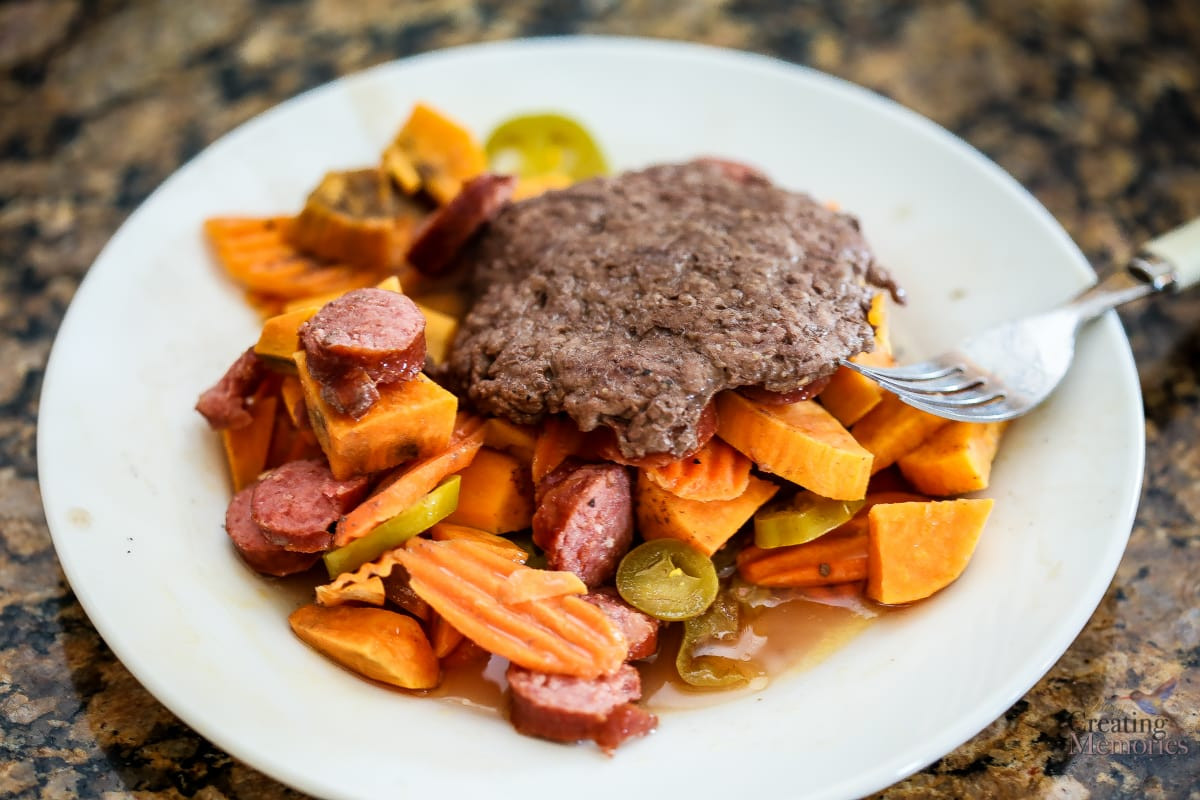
[447,160,896,459]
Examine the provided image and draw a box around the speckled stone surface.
[2,1,1198,797]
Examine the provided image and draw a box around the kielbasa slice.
[532,463,633,588]
[195,348,267,430]
[299,288,426,418]
[224,484,320,576]
[250,459,369,553]
[407,174,516,276]
[506,663,657,752]
[582,590,660,661]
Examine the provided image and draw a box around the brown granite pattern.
[2,0,1198,797]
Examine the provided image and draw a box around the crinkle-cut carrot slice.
[498,568,587,605]
[204,216,383,298]
[334,413,486,547]
[641,436,752,502]
[397,538,625,678]
[314,548,405,606]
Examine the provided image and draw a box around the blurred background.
[1,1,1197,798]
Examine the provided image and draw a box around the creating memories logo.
[1068,677,1190,757]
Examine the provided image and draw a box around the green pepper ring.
[616,538,719,622]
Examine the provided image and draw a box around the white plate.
[39,38,1143,800]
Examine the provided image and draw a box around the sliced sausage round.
[250,459,369,553]
[195,347,267,430]
[224,484,320,576]
[407,173,516,276]
[532,463,633,588]
[582,589,660,661]
[506,663,656,752]
[299,288,426,418]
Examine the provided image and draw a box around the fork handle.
[1141,216,1200,292]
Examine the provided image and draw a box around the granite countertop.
[2,1,1198,797]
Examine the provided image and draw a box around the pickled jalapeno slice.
[615,539,719,621]
[753,492,866,549]
[485,113,608,181]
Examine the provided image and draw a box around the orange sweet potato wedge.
[636,471,779,556]
[897,421,1009,496]
[382,103,487,205]
[289,603,440,689]
[443,447,534,534]
[851,393,952,475]
[397,538,625,679]
[220,394,277,492]
[819,293,895,427]
[716,392,872,500]
[866,499,994,605]
[334,414,486,546]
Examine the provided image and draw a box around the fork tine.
[839,358,956,382]
[877,371,984,395]
[896,393,1020,423]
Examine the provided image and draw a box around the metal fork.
[841,218,1200,423]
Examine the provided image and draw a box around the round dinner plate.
[39,37,1143,800]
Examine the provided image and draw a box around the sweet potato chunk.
[819,293,895,427]
[289,604,439,689]
[866,499,994,604]
[897,421,1009,496]
[382,103,487,205]
[296,352,457,479]
[444,447,534,534]
[851,393,951,475]
[636,472,778,556]
[716,392,872,500]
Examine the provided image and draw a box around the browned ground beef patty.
[448,160,895,459]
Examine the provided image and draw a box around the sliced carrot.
[204,216,383,299]
[641,436,752,502]
[397,538,625,679]
[429,521,528,562]
[531,415,589,484]
[333,413,486,546]
[315,549,404,607]
[220,394,277,491]
[498,568,587,605]
[737,528,869,588]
